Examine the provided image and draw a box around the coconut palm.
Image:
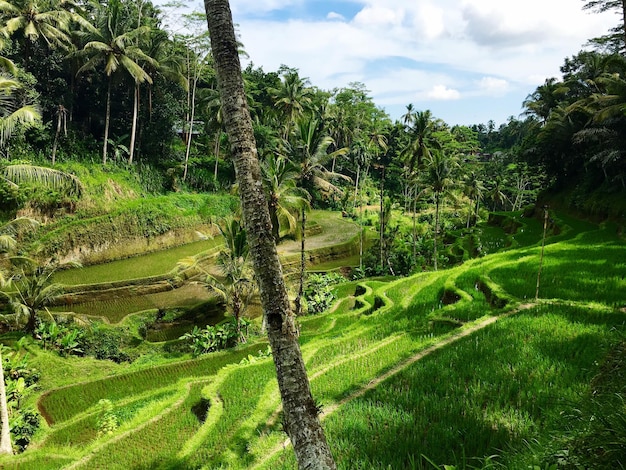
[0,59,40,149]
[261,154,310,242]
[1,163,82,197]
[270,69,314,139]
[204,2,336,465]
[76,0,155,164]
[2,260,78,333]
[463,171,486,228]
[403,109,439,173]
[286,116,348,315]
[0,0,92,56]
[421,150,459,271]
[178,218,255,342]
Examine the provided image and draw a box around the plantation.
[0,0,625,467]
[0,206,621,469]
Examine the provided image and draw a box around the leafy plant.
[179,317,250,356]
[303,272,345,314]
[95,399,118,437]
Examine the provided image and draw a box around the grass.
[53,239,220,285]
[2,209,624,469]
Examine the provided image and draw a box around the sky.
[158,0,617,127]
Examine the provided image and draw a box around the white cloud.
[477,77,510,96]
[354,6,404,28]
[327,12,345,21]
[163,0,619,123]
[425,85,461,100]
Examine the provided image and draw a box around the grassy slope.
[2,211,625,469]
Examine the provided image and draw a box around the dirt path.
[251,303,535,469]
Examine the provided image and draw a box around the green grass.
[3,209,624,470]
[53,239,220,285]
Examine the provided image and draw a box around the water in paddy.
[54,239,220,286]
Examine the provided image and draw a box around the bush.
[304,273,345,315]
[179,317,250,356]
[83,325,132,363]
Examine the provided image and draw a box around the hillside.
[1,209,623,469]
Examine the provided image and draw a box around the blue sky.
[159,1,616,127]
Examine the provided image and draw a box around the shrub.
[95,399,119,437]
[304,273,345,314]
[179,317,250,356]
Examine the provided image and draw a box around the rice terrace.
[0,0,625,469]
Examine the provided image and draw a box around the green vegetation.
[0,209,621,468]
[0,0,624,466]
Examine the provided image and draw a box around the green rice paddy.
[2,211,624,469]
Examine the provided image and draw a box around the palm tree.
[0,56,40,150]
[76,0,155,164]
[463,171,485,228]
[522,78,568,125]
[487,176,509,211]
[198,86,225,182]
[270,69,314,139]
[421,150,459,271]
[401,103,415,127]
[204,1,336,466]
[287,116,348,315]
[1,163,82,197]
[3,261,78,333]
[0,73,40,149]
[261,154,310,242]
[403,109,439,174]
[179,218,255,341]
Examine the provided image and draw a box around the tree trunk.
[129,84,140,164]
[183,76,198,181]
[0,351,12,455]
[103,80,112,165]
[434,193,440,271]
[379,166,385,270]
[204,2,336,469]
[214,129,221,181]
[295,207,306,316]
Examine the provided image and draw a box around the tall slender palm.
[204,1,336,466]
[287,117,348,315]
[76,0,155,164]
[421,150,459,271]
[403,109,438,173]
[463,171,485,228]
[401,103,415,127]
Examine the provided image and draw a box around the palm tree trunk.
[434,193,440,271]
[214,129,221,181]
[466,198,472,229]
[204,2,336,468]
[379,166,384,270]
[51,110,62,166]
[295,207,306,316]
[103,80,112,165]
[183,76,198,181]
[129,84,140,164]
[0,350,12,455]
[412,191,417,264]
